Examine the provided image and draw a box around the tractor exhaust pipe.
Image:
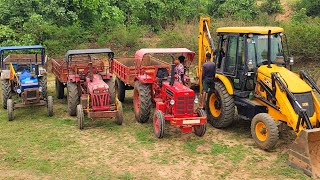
[267,30,272,68]
[170,64,175,86]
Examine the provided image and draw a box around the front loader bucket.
[288,129,320,178]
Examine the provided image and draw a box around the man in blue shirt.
[200,53,216,109]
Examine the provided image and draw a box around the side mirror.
[248,59,254,71]
[289,57,294,66]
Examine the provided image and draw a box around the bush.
[260,0,283,15]
[295,0,320,17]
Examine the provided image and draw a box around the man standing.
[200,52,216,109]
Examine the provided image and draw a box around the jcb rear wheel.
[2,80,12,109]
[47,96,54,117]
[105,78,116,104]
[206,81,235,128]
[115,100,123,125]
[194,109,206,137]
[153,110,165,138]
[133,81,152,123]
[55,78,64,99]
[251,113,279,150]
[77,104,84,130]
[116,77,126,102]
[7,99,14,121]
[67,82,79,116]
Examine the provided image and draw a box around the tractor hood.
[86,74,109,92]
[258,64,312,93]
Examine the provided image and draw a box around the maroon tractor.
[132,48,207,138]
[63,48,122,129]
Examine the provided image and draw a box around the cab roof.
[216,27,284,34]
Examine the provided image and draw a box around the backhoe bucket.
[288,129,320,178]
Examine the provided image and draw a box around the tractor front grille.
[92,93,110,111]
[26,90,37,98]
[175,96,194,115]
[292,92,315,117]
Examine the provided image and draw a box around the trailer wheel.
[7,99,14,121]
[206,81,235,128]
[47,96,53,117]
[115,100,123,125]
[67,82,79,116]
[39,76,48,99]
[251,113,279,150]
[77,104,84,130]
[133,81,152,123]
[194,109,206,137]
[55,78,64,99]
[153,110,165,138]
[2,79,12,109]
[105,78,116,104]
[116,77,125,102]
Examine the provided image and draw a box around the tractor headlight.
[93,89,100,94]
[170,100,175,105]
[103,89,108,93]
[16,88,21,94]
[39,87,42,92]
[194,97,199,104]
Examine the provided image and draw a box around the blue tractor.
[0,46,53,120]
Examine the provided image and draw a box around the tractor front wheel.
[105,78,116,104]
[206,81,235,128]
[115,100,123,125]
[67,82,79,116]
[194,109,206,137]
[133,81,152,123]
[7,99,14,121]
[55,78,64,99]
[47,96,54,117]
[116,77,126,102]
[77,104,84,130]
[153,110,165,138]
[251,113,279,150]
[2,79,12,109]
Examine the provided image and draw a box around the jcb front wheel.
[251,113,279,150]
[206,81,235,128]
[133,81,152,123]
[153,110,165,138]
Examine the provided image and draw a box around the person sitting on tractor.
[174,56,185,83]
[200,52,216,109]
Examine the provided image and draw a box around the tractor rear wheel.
[55,78,64,99]
[115,100,123,125]
[153,110,165,138]
[206,81,235,128]
[116,77,125,102]
[105,78,116,104]
[39,76,48,99]
[77,104,84,130]
[133,81,152,123]
[47,96,54,117]
[67,82,79,116]
[251,113,279,150]
[194,109,206,137]
[7,99,14,121]
[2,79,12,109]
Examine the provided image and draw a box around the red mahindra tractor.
[133,48,207,138]
[65,48,123,129]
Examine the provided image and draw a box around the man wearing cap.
[200,52,216,109]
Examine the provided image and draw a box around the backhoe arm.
[198,16,215,92]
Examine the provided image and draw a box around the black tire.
[39,76,48,100]
[2,79,12,109]
[251,113,279,150]
[55,78,64,99]
[77,104,84,130]
[153,110,165,138]
[105,78,116,104]
[206,81,235,128]
[47,96,53,117]
[116,77,126,102]
[115,100,123,125]
[7,99,13,121]
[133,81,152,123]
[67,82,79,116]
[194,109,206,137]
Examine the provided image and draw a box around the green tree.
[260,0,283,15]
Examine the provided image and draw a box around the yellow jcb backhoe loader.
[197,16,320,178]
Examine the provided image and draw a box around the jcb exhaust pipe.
[267,30,272,68]
[170,64,175,86]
